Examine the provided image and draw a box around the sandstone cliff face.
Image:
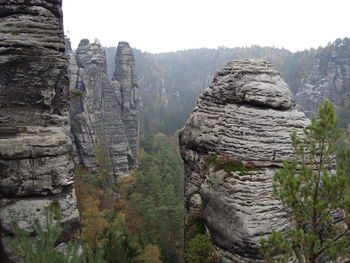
[296,38,350,116]
[0,0,80,261]
[113,42,140,169]
[67,39,139,177]
[179,59,310,262]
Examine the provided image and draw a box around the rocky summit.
[67,39,139,179]
[0,1,80,262]
[179,59,310,262]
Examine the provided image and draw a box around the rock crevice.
[67,38,139,178]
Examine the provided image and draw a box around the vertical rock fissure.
[67,38,140,180]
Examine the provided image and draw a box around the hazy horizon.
[63,0,350,53]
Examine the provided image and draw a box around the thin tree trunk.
[293,245,306,263]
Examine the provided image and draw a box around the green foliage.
[259,230,294,263]
[136,244,162,263]
[102,214,142,263]
[185,234,214,263]
[105,38,349,137]
[318,38,350,76]
[260,101,350,263]
[129,133,184,262]
[94,142,114,190]
[185,212,206,245]
[337,96,350,169]
[9,208,81,263]
[74,132,183,263]
[202,154,218,171]
[74,166,111,251]
[203,154,260,174]
[130,45,317,136]
[71,89,84,99]
[74,166,143,263]
[84,246,107,263]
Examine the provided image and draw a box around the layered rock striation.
[0,0,80,261]
[67,39,139,177]
[179,59,310,262]
[113,42,140,169]
[296,38,350,116]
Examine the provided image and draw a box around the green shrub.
[186,234,214,263]
[185,212,206,245]
[260,101,350,262]
[202,154,217,171]
[9,208,81,263]
[71,89,83,99]
[203,154,261,174]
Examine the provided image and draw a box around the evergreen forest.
[73,133,185,263]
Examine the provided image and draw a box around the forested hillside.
[102,39,350,263]
[4,0,350,262]
[106,45,315,135]
[75,133,184,263]
[106,38,350,136]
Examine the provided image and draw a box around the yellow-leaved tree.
[137,244,162,263]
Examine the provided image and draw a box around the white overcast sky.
[62,0,350,53]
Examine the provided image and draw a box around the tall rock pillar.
[113,42,140,169]
[0,0,80,261]
[67,39,140,178]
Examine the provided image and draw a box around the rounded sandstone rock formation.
[180,59,310,262]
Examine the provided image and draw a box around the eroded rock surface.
[179,59,310,262]
[67,39,139,177]
[113,42,140,169]
[0,1,80,261]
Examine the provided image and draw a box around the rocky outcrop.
[296,38,350,116]
[113,42,140,168]
[179,59,310,262]
[0,0,80,261]
[67,39,139,177]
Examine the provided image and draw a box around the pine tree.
[9,208,81,263]
[185,234,213,263]
[260,101,350,263]
[102,213,142,263]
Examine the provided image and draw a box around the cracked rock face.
[0,1,80,262]
[67,39,139,177]
[295,38,350,117]
[114,42,140,169]
[179,59,310,262]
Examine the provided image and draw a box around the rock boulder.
[179,59,310,262]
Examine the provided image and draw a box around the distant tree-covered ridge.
[105,37,349,136]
